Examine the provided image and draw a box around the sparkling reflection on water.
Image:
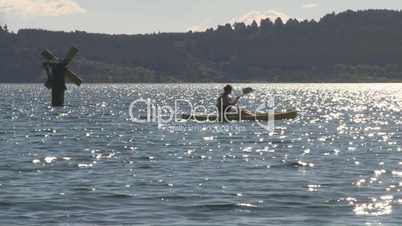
[1,83,402,226]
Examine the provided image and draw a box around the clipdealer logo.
[128,97,275,132]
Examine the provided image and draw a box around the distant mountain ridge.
[1,9,402,83]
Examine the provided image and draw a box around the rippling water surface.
[1,83,402,226]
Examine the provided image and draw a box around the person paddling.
[216,85,240,114]
[216,85,254,121]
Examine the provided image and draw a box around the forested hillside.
[1,9,402,83]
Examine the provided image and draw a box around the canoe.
[181,111,297,121]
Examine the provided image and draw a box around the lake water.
[1,83,402,226]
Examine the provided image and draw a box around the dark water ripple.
[1,83,402,225]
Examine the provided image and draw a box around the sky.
[1,0,402,34]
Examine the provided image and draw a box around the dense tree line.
[1,9,402,83]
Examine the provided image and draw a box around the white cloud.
[0,0,85,16]
[302,3,318,9]
[189,10,289,31]
[188,25,208,32]
[232,10,289,25]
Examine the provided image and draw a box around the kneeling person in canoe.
[216,85,239,113]
[216,85,254,121]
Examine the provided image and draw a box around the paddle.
[233,87,254,116]
[235,87,254,104]
[240,87,254,97]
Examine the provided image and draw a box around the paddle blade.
[242,87,254,95]
[63,47,78,65]
[64,69,82,86]
[41,49,58,61]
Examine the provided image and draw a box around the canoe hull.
[181,111,297,121]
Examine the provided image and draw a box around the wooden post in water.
[41,47,82,107]
[51,88,65,107]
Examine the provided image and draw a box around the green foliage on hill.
[1,9,402,83]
